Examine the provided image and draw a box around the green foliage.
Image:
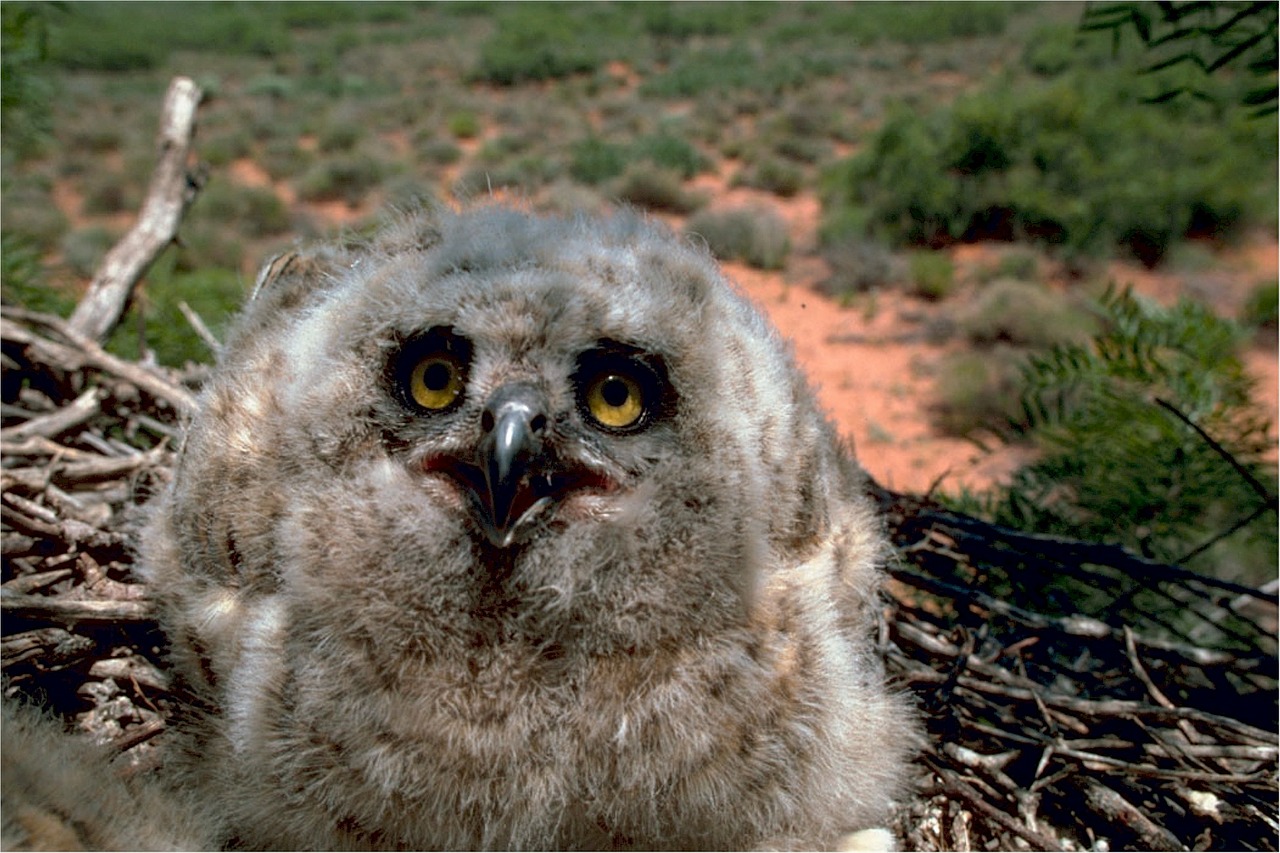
[569,137,627,186]
[447,111,481,140]
[2,3,55,159]
[958,280,1098,348]
[1081,1,1279,116]
[106,266,245,366]
[686,207,790,270]
[297,155,391,205]
[47,3,290,71]
[932,349,1029,440]
[0,234,74,316]
[823,68,1278,262]
[734,157,804,198]
[1240,280,1278,331]
[629,133,707,180]
[613,164,704,214]
[907,252,956,301]
[474,4,603,85]
[948,287,1276,582]
[190,181,290,237]
[1,183,66,253]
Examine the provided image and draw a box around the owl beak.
[478,385,550,548]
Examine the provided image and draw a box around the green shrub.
[931,349,1028,439]
[630,132,707,179]
[191,181,290,237]
[817,237,904,296]
[907,251,955,301]
[80,172,134,215]
[420,138,463,166]
[823,67,1278,263]
[0,234,74,316]
[1,185,67,252]
[569,137,627,185]
[317,119,363,153]
[474,5,602,85]
[686,207,790,270]
[298,154,390,205]
[1241,281,1279,332]
[948,288,1276,583]
[447,111,481,140]
[735,157,804,197]
[959,279,1097,348]
[613,164,704,214]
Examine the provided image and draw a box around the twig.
[67,76,205,343]
[176,300,222,356]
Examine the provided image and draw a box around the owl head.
[151,206,857,669]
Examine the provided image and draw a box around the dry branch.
[66,76,205,344]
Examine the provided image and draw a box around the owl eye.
[396,329,470,413]
[408,354,465,410]
[584,373,645,429]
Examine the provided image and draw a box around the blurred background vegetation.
[2,1,1275,593]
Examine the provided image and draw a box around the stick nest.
[3,306,1276,851]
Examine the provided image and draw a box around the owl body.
[141,207,918,849]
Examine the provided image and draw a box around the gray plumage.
[140,205,920,850]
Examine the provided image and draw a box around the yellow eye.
[408,355,464,410]
[584,372,645,429]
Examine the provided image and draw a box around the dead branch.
[66,76,205,344]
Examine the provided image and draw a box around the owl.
[139,204,920,850]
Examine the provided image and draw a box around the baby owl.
[138,205,919,849]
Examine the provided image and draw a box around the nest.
[2,305,1277,851]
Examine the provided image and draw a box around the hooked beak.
[478,385,550,547]
[420,384,618,549]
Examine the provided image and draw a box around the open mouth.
[422,456,615,548]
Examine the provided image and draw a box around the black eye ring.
[574,346,668,434]
[394,328,471,413]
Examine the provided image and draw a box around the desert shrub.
[201,130,253,167]
[59,225,117,278]
[686,207,790,270]
[317,118,363,153]
[261,138,314,181]
[80,172,134,215]
[823,63,1278,263]
[46,2,291,71]
[735,157,804,197]
[612,164,704,214]
[474,4,603,85]
[931,349,1028,440]
[817,237,904,296]
[0,234,74,316]
[419,138,462,166]
[959,279,1097,348]
[630,132,707,179]
[1240,280,1278,332]
[2,3,56,160]
[447,111,480,140]
[947,288,1276,582]
[1,184,67,252]
[907,252,955,301]
[297,154,391,205]
[191,181,290,237]
[569,137,627,185]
